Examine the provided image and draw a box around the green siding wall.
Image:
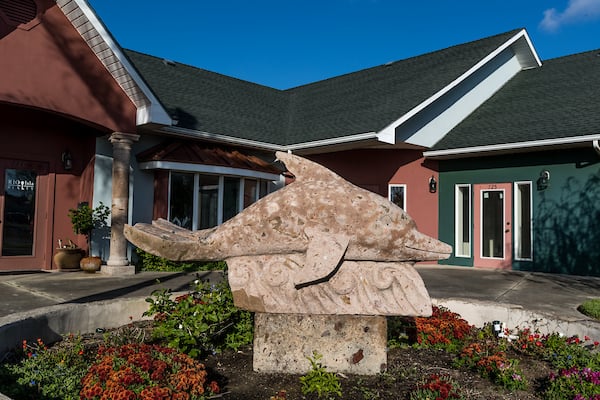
[438,148,600,276]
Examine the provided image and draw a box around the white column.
[103,132,139,276]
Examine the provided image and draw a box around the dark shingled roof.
[125,50,290,145]
[430,49,600,151]
[124,29,522,146]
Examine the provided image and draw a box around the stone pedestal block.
[253,313,387,375]
[101,264,136,276]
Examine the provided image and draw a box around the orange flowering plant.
[80,343,219,400]
[389,306,476,352]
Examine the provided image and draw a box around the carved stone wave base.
[228,255,432,316]
[253,313,387,375]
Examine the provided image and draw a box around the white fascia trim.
[161,127,380,152]
[160,126,286,151]
[517,30,542,68]
[139,161,282,181]
[73,0,172,126]
[286,132,379,151]
[423,134,600,159]
[377,29,540,145]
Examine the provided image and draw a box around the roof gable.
[286,29,529,144]
[0,0,138,132]
[55,0,171,126]
[426,49,600,158]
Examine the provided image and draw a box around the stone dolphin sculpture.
[124,151,452,288]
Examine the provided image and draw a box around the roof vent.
[0,0,37,26]
[162,59,176,66]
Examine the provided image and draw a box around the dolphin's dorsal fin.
[276,151,343,183]
[294,228,349,289]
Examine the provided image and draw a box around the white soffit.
[56,0,171,126]
[377,29,542,148]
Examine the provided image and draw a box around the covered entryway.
[473,183,512,269]
[0,158,50,270]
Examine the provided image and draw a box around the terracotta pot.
[80,256,102,273]
[53,248,84,271]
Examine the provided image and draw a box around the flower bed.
[2,283,600,399]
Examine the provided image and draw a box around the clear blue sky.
[87,0,600,90]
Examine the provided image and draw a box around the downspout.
[593,139,600,156]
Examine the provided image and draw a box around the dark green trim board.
[438,148,600,277]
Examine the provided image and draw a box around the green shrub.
[299,351,342,399]
[0,336,91,400]
[144,275,253,357]
[135,247,227,272]
[578,298,600,320]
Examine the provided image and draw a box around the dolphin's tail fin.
[124,219,221,262]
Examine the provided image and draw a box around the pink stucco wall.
[306,149,439,239]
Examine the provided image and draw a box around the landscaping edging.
[2,296,599,357]
[434,298,600,339]
[0,297,155,357]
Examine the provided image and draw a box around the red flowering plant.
[408,374,464,400]
[80,343,219,400]
[509,329,600,370]
[455,341,527,391]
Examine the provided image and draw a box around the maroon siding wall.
[0,105,98,269]
[0,1,136,133]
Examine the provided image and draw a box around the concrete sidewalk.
[0,265,599,333]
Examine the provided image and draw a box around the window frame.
[514,181,533,261]
[388,184,407,211]
[455,184,471,258]
[168,171,278,230]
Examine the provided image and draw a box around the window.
[198,174,219,229]
[2,169,37,256]
[388,184,406,210]
[514,181,532,260]
[169,172,194,229]
[169,172,276,230]
[455,184,471,257]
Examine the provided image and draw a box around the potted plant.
[68,201,110,272]
[53,238,84,271]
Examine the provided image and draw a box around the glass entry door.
[0,159,48,270]
[473,183,512,269]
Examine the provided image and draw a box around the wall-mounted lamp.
[537,170,550,191]
[428,176,437,193]
[61,150,72,171]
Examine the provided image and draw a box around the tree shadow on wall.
[533,169,600,276]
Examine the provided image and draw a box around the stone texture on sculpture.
[124,151,452,316]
